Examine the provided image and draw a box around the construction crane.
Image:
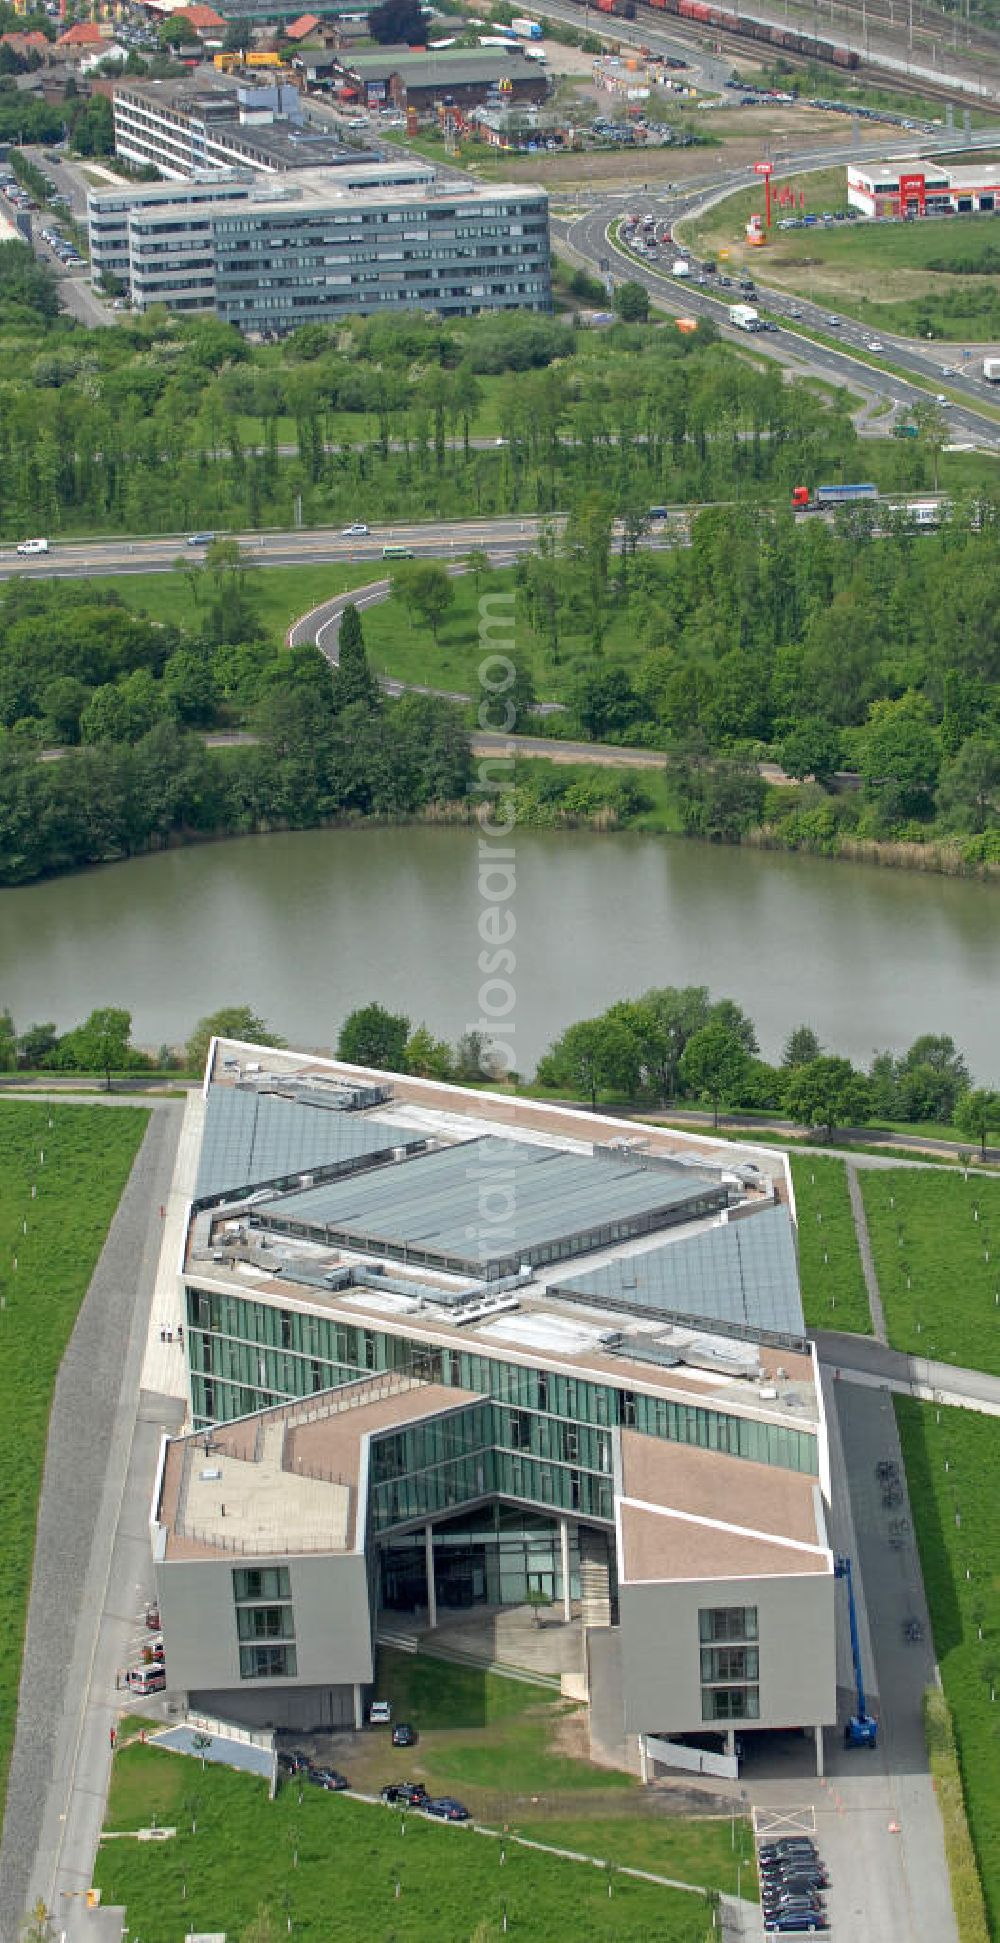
[835,1555,878,1748]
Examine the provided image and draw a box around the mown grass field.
[85,562,382,641]
[0,1103,148,1816]
[93,1740,719,1941]
[896,1399,1000,1935]
[860,1168,1000,1371]
[791,1155,872,1333]
[682,171,1000,339]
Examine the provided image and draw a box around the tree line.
[532,987,1000,1150]
[0,597,473,884]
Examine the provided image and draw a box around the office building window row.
[186,1290,817,1476]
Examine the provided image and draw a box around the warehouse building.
[88,165,550,326]
[847,157,1000,217]
[150,1045,838,1778]
[332,46,550,112]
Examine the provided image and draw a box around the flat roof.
[261,1133,726,1273]
[158,1375,473,1559]
[551,1204,804,1345]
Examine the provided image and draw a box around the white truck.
[671,258,691,278]
[728,303,760,332]
[510,15,542,36]
[983,357,1000,383]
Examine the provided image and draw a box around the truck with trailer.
[792,482,878,511]
[728,302,760,332]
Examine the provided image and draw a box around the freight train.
[587,0,861,69]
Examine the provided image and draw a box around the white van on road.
[16,538,48,555]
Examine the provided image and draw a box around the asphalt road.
[559,155,1000,449]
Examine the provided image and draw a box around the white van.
[127,1663,166,1695]
[16,538,48,556]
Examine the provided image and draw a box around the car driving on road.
[342,522,369,537]
[16,537,49,555]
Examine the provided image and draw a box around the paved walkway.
[140,1086,204,1404]
[817,1333,1000,1418]
[846,1162,888,1343]
[0,1105,182,1943]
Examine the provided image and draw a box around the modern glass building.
[152,1045,837,1769]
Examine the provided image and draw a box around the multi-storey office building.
[111,74,368,179]
[152,1045,838,1774]
[88,167,551,326]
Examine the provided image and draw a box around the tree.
[397,561,454,641]
[936,734,1000,835]
[0,1006,15,1071]
[454,1029,493,1083]
[782,1055,871,1138]
[610,985,712,1102]
[338,1002,410,1073]
[782,1025,822,1068]
[896,1034,970,1123]
[954,1089,1000,1159]
[17,1022,58,1069]
[613,280,649,324]
[77,1007,133,1091]
[860,693,940,821]
[678,1022,751,1127]
[778,718,842,785]
[536,1016,642,1111]
[464,547,490,591]
[186,1007,284,1075]
[334,603,380,712]
[369,0,425,42]
[572,666,642,742]
[404,1023,453,1080]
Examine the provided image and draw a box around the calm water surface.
[1,826,998,1076]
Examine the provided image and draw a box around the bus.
[382,544,415,559]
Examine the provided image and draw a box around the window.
[701,1645,759,1684]
[237,1604,295,1642]
[233,1566,291,1603]
[239,1643,297,1679]
[702,1685,759,1722]
[699,1606,758,1644]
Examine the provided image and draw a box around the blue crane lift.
[835,1555,878,1747]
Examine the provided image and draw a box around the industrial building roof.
[260,1135,727,1273]
[195,1084,411,1201]
[341,47,540,82]
[550,1204,804,1344]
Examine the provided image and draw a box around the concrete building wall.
[190,1681,358,1732]
[156,1551,374,1697]
[618,1571,836,1737]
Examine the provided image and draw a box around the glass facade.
[368,1401,613,1532]
[233,1565,296,1681]
[186,1287,818,1479]
[699,1606,759,1721]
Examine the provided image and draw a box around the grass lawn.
[0,1103,148,1817]
[93,1742,715,1942]
[682,175,1000,340]
[895,1399,999,1935]
[860,1168,1000,1371]
[790,1155,872,1334]
[85,562,384,641]
[513,1815,756,1900]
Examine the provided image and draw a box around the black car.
[392,1722,417,1747]
[381,1781,428,1807]
[762,1892,825,1917]
[310,1767,349,1791]
[761,1865,829,1893]
[759,1841,818,1864]
[423,1797,470,1822]
[282,1749,313,1775]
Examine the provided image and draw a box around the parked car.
[759,1840,818,1862]
[391,1722,416,1747]
[423,1797,470,1821]
[763,1914,828,1934]
[283,1749,314,1774]
[761,1865,829,1892]
[369,1699,391,1724]
[310,1767,349,1790]
[381,1781,428,1807]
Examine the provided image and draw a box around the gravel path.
[847,1161,888,1342]
[0,1103,182,1942]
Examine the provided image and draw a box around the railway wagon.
[589,0,860,67]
